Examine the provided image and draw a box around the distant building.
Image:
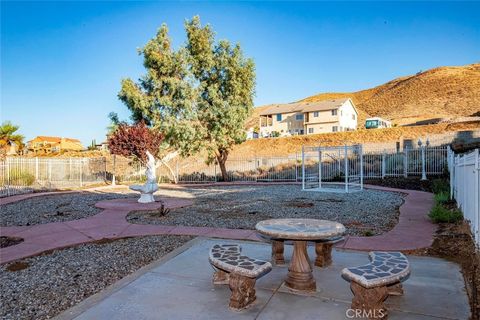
[1,141,21,156]
[258,98,358,137]
[95,141,109,151]
[365,117,392,129]
[246,128,259,140]
[27,136,84,154]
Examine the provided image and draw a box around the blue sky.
[1,1,479,145]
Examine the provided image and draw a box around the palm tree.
[0,121,24,149]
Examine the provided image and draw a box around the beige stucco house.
[259,98,358,137]
[27,136,84,154]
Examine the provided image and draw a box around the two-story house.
[27,136,84,154]
[259,98,358,137]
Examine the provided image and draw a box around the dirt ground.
[413,222,480,319]
[0,236,23,248]
[365,177,436,192]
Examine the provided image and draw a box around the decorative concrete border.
[0,184,435,264]
[339,185,436,251]
[0,197,195,264]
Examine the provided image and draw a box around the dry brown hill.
[248,63,480,128]
[233,121,480,157]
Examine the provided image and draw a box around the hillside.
[233,121,480,157]
[25,64,479,161]
[248,63,480,128]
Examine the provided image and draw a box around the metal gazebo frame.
[301,144,363,193]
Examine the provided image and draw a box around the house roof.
[258,98,352,116]
[258,103,305,116]
[28,136,82,143]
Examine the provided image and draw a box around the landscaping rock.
[0,235,192,320]
[0,191,137,226]
[128,185,404,236]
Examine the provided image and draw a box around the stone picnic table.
[255,218,345,293]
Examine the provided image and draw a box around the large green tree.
[118,16,255,181]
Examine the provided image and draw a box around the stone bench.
[341,252,410,319]
[270,237,344,267]
[209,244,272,311]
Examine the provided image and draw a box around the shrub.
[363,230,374,237]
[271,131,280,138]
[434,191,450,205]
[432,179,449,194]
[8,170,35,186]
[429,204,463,223]
[136,175,147,183]
[385,154,404,170]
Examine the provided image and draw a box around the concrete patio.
[56,238,470,320]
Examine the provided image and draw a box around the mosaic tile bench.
[270,236,344,267]
[342,252,411,319]
[209,244,272,311]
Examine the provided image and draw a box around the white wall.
[338,99,358,131]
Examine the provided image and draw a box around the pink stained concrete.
[0,184,436,264]
[0,190,78,206]
[168,226,216,236]
[0,197,194,264]
[120,224,177,237]
[0,184,128,206]
[0,225,33,237]
[339,186,436,251]
[69,224,131,241]
[13,222,74,238]
[0,242,57,262]
[29,230,93,247]
[95,198,170,210]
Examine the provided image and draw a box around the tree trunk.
[160,159,178,184]
[217,150,229,182]
[155,152,179,184]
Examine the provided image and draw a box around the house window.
[352,114,356,120]
[331,109,338,116]
[332,126,338,132]
[276,114,282,121]
[308,128,314,134]
[300,129,304,134]
[295,114,304,121]
[313,111,319,117]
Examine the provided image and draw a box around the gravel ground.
[0,235,193,320]
[128,185,405,236]
[0,190,137,226]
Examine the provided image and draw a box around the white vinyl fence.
[176,156,301,183]
[0,157,107,197]
[1,145,449,197]
[449,148,480,247]
[175,146,448,183]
